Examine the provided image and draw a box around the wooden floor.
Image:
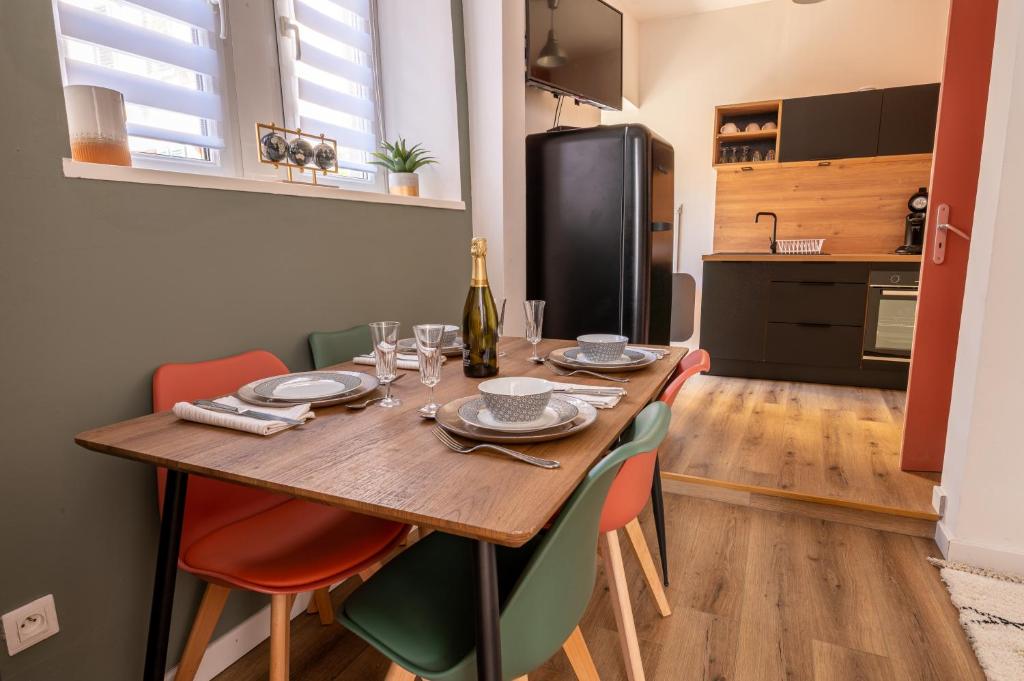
[661,375,939,517]
[214,495,981,681]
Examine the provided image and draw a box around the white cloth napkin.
[172,396,314,436]
[549,382,626,409]
[354,353,447,371]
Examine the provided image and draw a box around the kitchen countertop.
[702,253,923,263]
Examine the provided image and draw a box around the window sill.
[61,159,466,211]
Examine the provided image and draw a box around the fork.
[432,428,560,469]
[545,362,630,383]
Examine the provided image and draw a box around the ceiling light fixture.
[536,0,568,68]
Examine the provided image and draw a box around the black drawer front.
[768,262,869,283]
[768,282,866,326]
[766,323,864,368]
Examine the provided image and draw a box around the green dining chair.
[309,324,373,369]
[338,402,672,681]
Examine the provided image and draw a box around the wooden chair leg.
[270,593,291,681]
[600,531,646,681]
[305,592,319,615]
[311,587,334,625]
[512,677,530,681]
[384,662,416,681]
[358,562,381,582]
[174,583,231,681]
[561,625,600,681]
[623,519,672,617]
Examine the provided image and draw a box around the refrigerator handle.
[651,222,673,232]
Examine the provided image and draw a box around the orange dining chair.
[152,350,408,681]
[601,348,711,681]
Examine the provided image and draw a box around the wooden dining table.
[75,337,685,681]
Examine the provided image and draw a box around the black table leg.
[143,470,188,681]
[651,456,669,586]
[473,540,502,681]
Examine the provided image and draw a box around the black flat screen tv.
[526,0,623,111]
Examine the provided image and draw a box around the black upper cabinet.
[780,90,883,162]
[877,84,940,155]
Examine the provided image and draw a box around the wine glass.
[523,300,546,361]
[496,298,507,357]
[413,324,445,417]
[369,321,401,408]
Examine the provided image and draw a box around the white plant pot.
[388,172,419,197]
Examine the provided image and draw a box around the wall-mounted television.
[526,0,623,111]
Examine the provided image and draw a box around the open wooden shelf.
[716,130,778,142]
[713,159,780,169]
[713,99,782,168]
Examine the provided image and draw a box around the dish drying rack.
[776,238,826,255]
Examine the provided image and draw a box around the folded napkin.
[354,353,447,371]
[173,396,314,436]
[549,382,626,409]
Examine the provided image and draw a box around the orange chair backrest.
[152,349,292,550]
[598,349,711,533]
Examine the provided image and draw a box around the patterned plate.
[458,396,579,433]
[237,371,378,408]
[252,372,362,400]
[436,395,597,444]
[549,347,657,372]
[397,337,463,357]
[564,347,648,367]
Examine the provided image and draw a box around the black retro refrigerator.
[526,124,675,344]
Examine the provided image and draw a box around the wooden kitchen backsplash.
[714,154,933,254]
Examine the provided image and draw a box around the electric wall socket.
[2,594,60,656]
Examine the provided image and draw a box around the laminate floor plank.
[214,496,980,681]
[663,375,938,516]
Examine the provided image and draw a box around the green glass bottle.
[462,237,499,378]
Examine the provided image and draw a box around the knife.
[550,386,626,396]
[193,400,306,426]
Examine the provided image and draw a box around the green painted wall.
[0,1,471,678]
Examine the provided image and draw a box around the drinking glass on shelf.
[369,321,401,408]
[719,144,729,164]
[752,149,763,162]
[523,300,546,361]
[765,148,776,161]
[727,146,737,164]
[741,145,751,162]
[413,324,445,417]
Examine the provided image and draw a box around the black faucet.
[756,212,779,254]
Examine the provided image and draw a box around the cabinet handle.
[818,161,832,167]
[797,322,831,327]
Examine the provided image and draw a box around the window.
[54,0,228,170]
[274,0,383,184]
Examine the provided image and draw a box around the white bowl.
[745,122,761,132]
[720,122,739,134]
[577,334,629,363]
[441,324,459,346]
[478,377,552,423]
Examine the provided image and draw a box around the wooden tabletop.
[75,338,685,547]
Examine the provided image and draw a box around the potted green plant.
[369,137,437,197]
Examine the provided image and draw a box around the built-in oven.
[863,269,920,364]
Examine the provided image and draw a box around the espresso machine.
[896,187,928,255]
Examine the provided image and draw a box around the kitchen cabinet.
[699,258,919,389]
[878,84,941,156]
[779,91,883,162]
[699,263,767,362]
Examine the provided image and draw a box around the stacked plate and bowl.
[547,334,659,372]
[435,377,597,444]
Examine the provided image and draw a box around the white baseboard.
[163,587,329,681]
[935,524,1024,577]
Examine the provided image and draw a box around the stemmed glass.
[413,323,445,418]
[369,321,401,408]
[524,300,546,361]
[496,298,507,357]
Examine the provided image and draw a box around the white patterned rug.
[929,558,1024,680]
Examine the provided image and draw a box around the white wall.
[603,0,949,338]
[935,0,1024,576]
[467,0,639,334]
[378,0,462,202]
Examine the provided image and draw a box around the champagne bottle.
[462,237,499,378]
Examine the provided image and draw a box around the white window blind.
[276,0,381,179]
[55,0,227,164]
